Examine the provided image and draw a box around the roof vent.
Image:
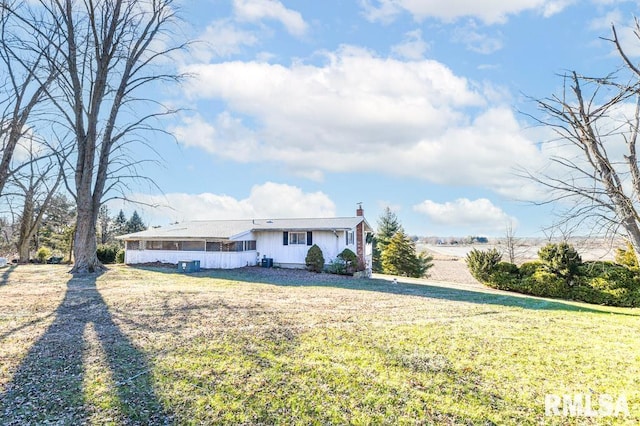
[266,220,273,223]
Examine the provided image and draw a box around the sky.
[110,0,640,237]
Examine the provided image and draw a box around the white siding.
[125,250,257,269]
[124,228,366,270]
[255,230,348,267]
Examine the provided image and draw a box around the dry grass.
[0,264,639,425]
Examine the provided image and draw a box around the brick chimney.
[356,203,364,268]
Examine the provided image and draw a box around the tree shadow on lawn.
[133,265,639,317]
[0,265,16,286]
[0,273,172,425]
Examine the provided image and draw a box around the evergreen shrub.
[465,248,502,282]
[305,244,325,273]
[116,249,125,264]
[97,245,119,264]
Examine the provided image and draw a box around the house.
[118,207,373,272]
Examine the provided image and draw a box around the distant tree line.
[0,196,146,263]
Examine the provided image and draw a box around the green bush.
[326,258,347,275]
[579,261,639,289]
[495,261,519,274]
[465,248,501,282]
[538,242,582,282]
[338,248,357,264]
[36,246,52,263]
[305,244,325,273]
[615,242,638,269]
[519,261,544,277]
[481,256,640,307]
[97,244,119,264]
[485,262,518,290]
[338,248,359,274]
[116,249,125,264]
[517,270,570,298]
[326,249,359,275]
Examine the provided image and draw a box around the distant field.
[420,240,620,262]
[0,265,638,425]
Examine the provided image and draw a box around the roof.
[117,217,372,240]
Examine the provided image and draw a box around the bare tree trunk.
[16,188,34,263]
[73,206,98,272]
[505,221,516,264]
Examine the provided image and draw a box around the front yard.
[0,264,638,424]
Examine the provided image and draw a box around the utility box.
[261,258,273,268]
[177,260,200,273]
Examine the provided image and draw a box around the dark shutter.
[307,231,313,246]
[345,231,348,245]
[283,231,288,245]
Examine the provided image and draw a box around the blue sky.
[111,0,640,237]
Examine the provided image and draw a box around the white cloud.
[452,21,503,54]
[541,0,575,18]
[413,198,516,232]
[177,47,541,194]
[359,0,400,24]
[110,182,336,225]
[589,9,622,31]
[191,20,258,62]
[170,112,260,163]
[360,0,574,25]
[233,0,308,37]
[391,29,429,60]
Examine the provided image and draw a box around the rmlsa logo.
[545,393,629,417]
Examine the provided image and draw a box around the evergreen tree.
[113,210,127,236]
[125,210,146,234]
[97,205,113,244]
[37,194,75,257]
[381,230,433,278]
[372,207,403,272]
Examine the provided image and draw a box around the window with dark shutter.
[307,231,313,246]
[283,231,289,245]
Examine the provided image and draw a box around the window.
[289,232,306,245]
[127,240,141,250]
[222,242,242,252]
[147,240,170,250]
[346,231,354,245]
[206,240,256,252]
[181,241,205,251]
[206,241,222,252]
[146,240,204,251]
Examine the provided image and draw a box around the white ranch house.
[118,208,373,271]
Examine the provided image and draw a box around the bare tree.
[504,220,516,264]
[0,3,56,198]
[4,0,187,272]
[9,137,62,262]
[526,20,640,261]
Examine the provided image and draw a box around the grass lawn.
[0,264,638,425]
